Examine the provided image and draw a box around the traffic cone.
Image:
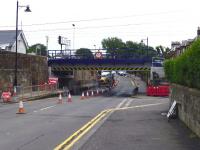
[81,92,85,100]
[91,90,94,97]
[86,91,89,98]
[67,93,72,102]
[102,89,104,94]
[57,93,63,104]
[16,100,26,114]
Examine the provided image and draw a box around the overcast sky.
[1,0,200,50]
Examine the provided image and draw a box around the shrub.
[164,38,200,89]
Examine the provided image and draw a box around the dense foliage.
[75,48,93,58]
[164,38,200,89]
[101,37,157,58]
[27,43,47,56]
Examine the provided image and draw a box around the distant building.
[0,30,28,54]
[171,39,193,57]
[170,27,200,58]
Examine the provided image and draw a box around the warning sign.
[167,101,177,119]
[48,77,58,84]
[95,52,102,59]
[1,92,11,102]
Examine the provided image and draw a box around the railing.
[15,83,58,101]
[48,49,154,66]
[48,49,154,60]
[0,83,59,102]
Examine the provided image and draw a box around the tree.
[102,37,125,50]
[75,48,93,58]
[102,37,127,58]
[156,45,171,58]
[125,41,139,49]
[101,37,157,58]
[27,43,47,56]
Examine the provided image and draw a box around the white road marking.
[131,80,136,87]
[116,98,128,109]
[124,99,133,107]
[33,105,56,113]
[113,102,167,111]
[40,105,56,111]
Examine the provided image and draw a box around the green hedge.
[164,38,200,89]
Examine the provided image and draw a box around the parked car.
[117,71,127,76]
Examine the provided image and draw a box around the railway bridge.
[48,49,153,72]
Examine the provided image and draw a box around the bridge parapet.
[48,49,153,71]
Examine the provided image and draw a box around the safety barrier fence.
[147,85,169,97]
[1,83,58,102]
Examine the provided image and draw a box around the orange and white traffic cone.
[16,100,26,114]
[91,90,94,97]
[101,89,104,94]
[96,89,99,96]
[57,93,63,104]
[86,91,89,98]
[81,92,85,100]
[67,93,72,102]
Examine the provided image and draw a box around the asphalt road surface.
[0,75,199,150]
[80,96,200,150]
[0,95,125,150]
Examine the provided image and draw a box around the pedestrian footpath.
[80,102,200,150]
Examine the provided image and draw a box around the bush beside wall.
[164,38,200,90]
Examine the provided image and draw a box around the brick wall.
[0,51,48,92]
[170,84,200,137]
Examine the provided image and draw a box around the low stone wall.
[170,84,200,137]
[0,51,48,93]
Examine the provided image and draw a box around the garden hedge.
[164,38,200,89]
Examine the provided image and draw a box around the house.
[171,39,194,57]
[170,27,200,58]
[0,30,28,54]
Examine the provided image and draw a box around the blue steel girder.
[48,49,156,71]
[48,57,152,66]
[48,58,152,71]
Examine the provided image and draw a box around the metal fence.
[13,83,58,102]
[48,49,155,60]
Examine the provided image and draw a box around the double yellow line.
[54,109,112,150]
[54,102,166,150]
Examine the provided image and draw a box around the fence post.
[31,85,33,97]
[37,85,39,96]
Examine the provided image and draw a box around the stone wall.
[170,84,200,137]
[0,51,48,92]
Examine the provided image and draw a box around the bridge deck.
[48,49,153,71]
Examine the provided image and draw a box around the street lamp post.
[141,37,148,57]
[14,0,31,88]
[72,24,75,50]
[141,37,149,85]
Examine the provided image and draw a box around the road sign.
[95,52,102,59]
[48,77,58,84]
[1,92,11,102]
[167,101,177,119]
